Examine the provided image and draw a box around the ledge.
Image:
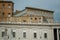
[0,22,60,26]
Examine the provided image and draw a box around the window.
[2,3,5,8]
[44,33,47,38]
[8,13,11,17]
[23,20,26,22]
[35,18,37,20]
[34,33,37,38]
[23,32,26,38]
[2,32,5,37]
[8,4,11,8]
[12,32,15,38]
[2,12,4,16]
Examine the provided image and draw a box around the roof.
[14,10,26,16]
[0,1,14,4]
[14,7,54,16]
[26,7,54,13]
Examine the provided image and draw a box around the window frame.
[34,32,37,38]
[44,33,47,38]
[12,32,15,38]
[2,32,5,37]
[23,32,26,38]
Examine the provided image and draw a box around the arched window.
[44,33,47,38]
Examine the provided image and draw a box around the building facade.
[0,1,60,40]
[0,1,14,21]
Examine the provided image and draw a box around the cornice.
[0,22,60,26]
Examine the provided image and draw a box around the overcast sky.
[12,0,60,22]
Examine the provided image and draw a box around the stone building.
[0,0,60,40]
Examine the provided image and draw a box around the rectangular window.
[2,3,5,8]
[34,33,37,38]
[8,4,11,8]
[2,12,4,16]
[44,33,47,38]
[54,29,57,40]
[2,32,5,37]
[23,32,26,38]
[12,32,15,38]
[8,13,11,17]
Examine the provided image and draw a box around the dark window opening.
[2,12,4,16]
[44,33,47,38]
[23,32,26,38]
[8,13,10,15]
[23,20,26,22]
[59,34,60,40]
[34,33,37,38]
[35,18,37,20]
[2,32,5,37]
[12,32,15,38]
[53,28,57,40]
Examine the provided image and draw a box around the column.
[57,28,59,40]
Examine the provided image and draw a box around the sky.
[12,0,60,22]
